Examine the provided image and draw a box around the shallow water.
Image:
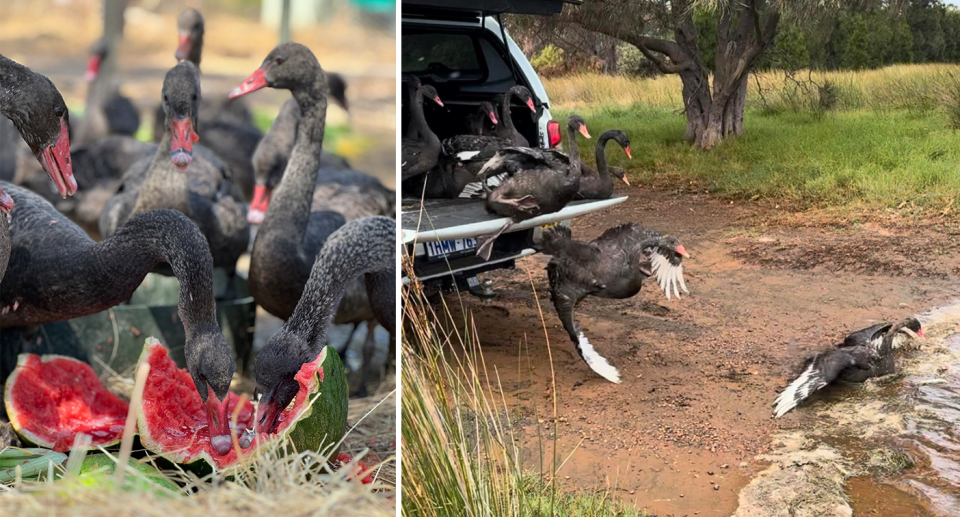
[847,302,960,516]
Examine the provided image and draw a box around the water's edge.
[734,302,960,517]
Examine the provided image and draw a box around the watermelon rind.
[3,354,128,452]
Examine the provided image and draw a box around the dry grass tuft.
[544,64,960,114]
[1,426,395,517]
[400,257,648,517]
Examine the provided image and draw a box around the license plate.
[425,238,478,259]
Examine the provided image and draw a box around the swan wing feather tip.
[577,333,622,384]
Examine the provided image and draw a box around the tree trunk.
[723,76,748,137]
[564,0,778,150]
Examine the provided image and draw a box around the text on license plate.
[426,238,478,258]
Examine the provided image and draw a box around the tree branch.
[634,39,694,74]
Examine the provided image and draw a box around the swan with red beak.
[0,55,76,199]
[174,8,204,64]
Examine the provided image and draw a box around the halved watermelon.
[3,354,129,452]
[135,338,348,471]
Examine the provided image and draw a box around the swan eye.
[275,57,285,65]
[54,107,64,117]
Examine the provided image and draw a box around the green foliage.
[530,44,565,72]
[616,43,660,77]
[697,0,957,73]
[938,71,960,129]
[553,103,960,210]
[908,0,948,63]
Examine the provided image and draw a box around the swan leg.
[548,274,621,384]
[476,220,514,261]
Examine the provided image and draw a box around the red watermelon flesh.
[137,341,254,469]
[3,354,129,452]
[137,339,329,471]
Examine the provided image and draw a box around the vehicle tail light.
[547,119,561,148]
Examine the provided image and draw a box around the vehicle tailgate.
[401,196,628,244]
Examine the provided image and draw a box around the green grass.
[400,279,648,517]
[558,105,960,210]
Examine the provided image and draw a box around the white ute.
[401,0,627,296]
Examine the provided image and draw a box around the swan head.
[419,84,443,107]
[161,61,201,172]
[254,329,312,435]
[567,115,591,139]
[5,65,75,198]
[185,323,236,456]
[175,8,204,63]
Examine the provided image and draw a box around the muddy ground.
[446,187,960,516]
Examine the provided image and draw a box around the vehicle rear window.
[402,33,481,73]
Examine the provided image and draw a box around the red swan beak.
[676,244,690,258]
[525,98,535,112]
[432,96,444,107]
[175,32,192,61]
[170,117,198,172]
[918,328,925,338]
[255,384,287,436]
[84,55,102,83]
[624,146,633,159]
[204,385,233,456]
[230,67,268,99]
[0,188,13,215]
[488,110,498,125]
[38,118,76,198]
[620,175,631,186]
[248,185,272,224]
[578,124,591,139]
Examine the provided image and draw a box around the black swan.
[231,43,394,396]
[100,61,249,282]
[440,103,515,160]
[249,106,393,225]
[0,55,77,199]
[468,101,498,136]
[73,38,140,145]
[773,317,924,418]
[249,99,394,360]
[0,183,237,453]
[163,10,349,201]
[0,55,79,279]
[401,84,443,181]
[493,85,537,147]
[472,131,591,260]
[577,129,632,199]
[255,216,395,433]
[540,223,689,383]
[457,114,590,200]
[150,7,261,200]
[248,96,370,224]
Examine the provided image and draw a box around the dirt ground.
[447,187,960,516]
